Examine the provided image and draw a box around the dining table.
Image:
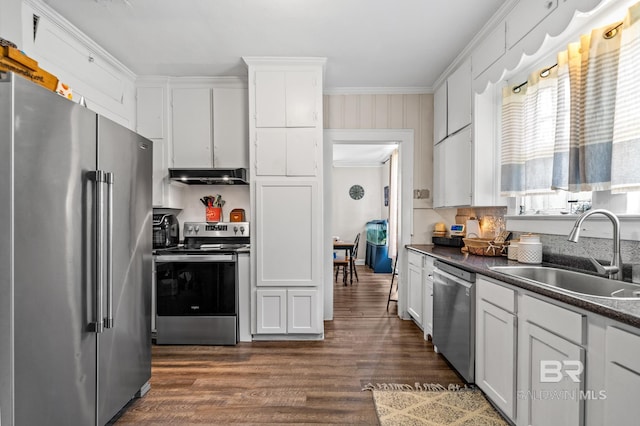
[333,240,355,284]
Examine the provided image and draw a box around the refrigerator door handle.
[89,170,106,334]
[105,172,114,329]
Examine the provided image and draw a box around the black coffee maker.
[152,214,179,249]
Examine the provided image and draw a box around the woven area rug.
[372,389,508,426]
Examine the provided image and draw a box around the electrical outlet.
[413,189,430,199]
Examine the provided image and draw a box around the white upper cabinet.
[255,128,318,177]
[136,87,164,139]
[213,88,249,168]
[506,0,558,49]
[433,82,447,144]
[284,71,318,127]
[136,86,166,206]
[255,71,287,127]
[255,70,319,128]
[434,126,472,208]
[171,85,249,169]
[447,58,472,135]
[171,87,213,168]
[433,58,472,145]
[284,128,317,176]
[472,22,506,79]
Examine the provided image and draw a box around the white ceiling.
[333,143,397,167]
[41,0,507,91]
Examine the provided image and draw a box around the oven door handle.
[154,254,236,263]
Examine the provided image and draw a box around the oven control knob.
[240,226,245,235]
[187,225,193,234]
[233,226,239,234]
[194,226,200,234]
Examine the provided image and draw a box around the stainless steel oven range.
[154,222,249,345]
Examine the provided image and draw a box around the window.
[501,2,640,215]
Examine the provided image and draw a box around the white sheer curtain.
[612,2,640,192]
[501,65,558,196]
[388,149,398,258]
[502,1,640,195]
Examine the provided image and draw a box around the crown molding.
[324,86,432,95]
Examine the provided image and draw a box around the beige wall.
[324,93,455,243]
[332,166,384,260]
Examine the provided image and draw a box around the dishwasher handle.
[433,268,474,290]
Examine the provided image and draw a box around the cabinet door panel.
[172,88,212,168]
[285,71,318,127]
[433,142,445,208]
[423,280,433,337]
[519,322,584,426]
[433,82,447,144]
[256,289,287,334]
[444,127,472,207]
[604,327,640,425]
[477,299,516,420]
[152,139,165,206]
[472,22,506,79]
[506,0,558,49]
[407,263,423,324]
[286,128,317,176]
[288,289,320,333]
[447,59,471,135]
[213,88,248,168]
[255,71,286,127]
[256,181,318,286]
[255,129,287,175]
[137,87,164,139]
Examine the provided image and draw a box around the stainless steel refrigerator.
[0,73,153,425]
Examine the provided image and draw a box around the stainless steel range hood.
[169,168,248,185]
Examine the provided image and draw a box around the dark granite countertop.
[407,244,640,329]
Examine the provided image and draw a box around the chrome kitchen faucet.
[568,209,623,281]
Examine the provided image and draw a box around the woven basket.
[462,238,505,257]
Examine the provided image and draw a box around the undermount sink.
[490,266,640,300]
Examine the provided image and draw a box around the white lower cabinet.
[256,288,320,334]
[476,278,516,421]
[476,276,607,425]
[256,289,287,334]
[518,295,586,426]
[423,256,434,338]
[603,326,640,425]
[407,259,423,326]
[518,321,585,426]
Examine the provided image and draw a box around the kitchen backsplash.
[531,234,640,265]
[455,206,640,269]
[170,185,250,240]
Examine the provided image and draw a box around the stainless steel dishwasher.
[432,260,476,383]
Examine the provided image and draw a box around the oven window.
[156,261,236,316]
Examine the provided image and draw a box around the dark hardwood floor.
[115,265,462,424]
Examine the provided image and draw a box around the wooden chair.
[387,256,398,310]
[334,233,360,285]
[334,256,350,284]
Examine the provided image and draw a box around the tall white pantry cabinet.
[244,57,326,338]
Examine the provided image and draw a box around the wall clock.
[349,184,365,200]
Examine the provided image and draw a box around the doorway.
[323,129,414,320]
